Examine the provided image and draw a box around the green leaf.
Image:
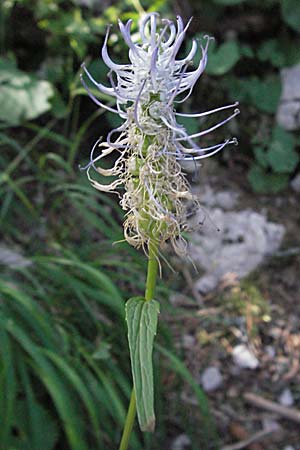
[17,360,59,450]
[281,0,300,32]
[207,41,240,76]
[248,164,289,193]
[254,147,269,169]
[49,91,68,119]
[14,398,59,450]
[240,45,254,58]
[125,297,160,432]
[250,79,281,113]
[257,39,286,68]
[0,58,53,126]
[267,126,299,173]
[226,76,281,113]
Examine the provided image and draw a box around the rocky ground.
[167,160,300,450]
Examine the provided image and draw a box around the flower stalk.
[119,240,159,450]
[119,389,136,450]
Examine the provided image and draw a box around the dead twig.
[220,427,276,450]
[244,392,300,424]
[196,306,222,316]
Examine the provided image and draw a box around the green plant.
[0,266,131,450]
[248,126,299,193]
[79,10,240,449]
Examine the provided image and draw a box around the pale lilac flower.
[81,13,239,254]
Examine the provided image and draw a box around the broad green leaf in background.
[257,39,286,67]
[248,164,289,193]
[240,44,254,58]
[226,76,281,113]
[267,126,299,173]
[206,41,240,76]
[0,58,53,126]
[247,78,281,113]
[281,0,300,32]
[253,147,269,169]
[126,297,160,432]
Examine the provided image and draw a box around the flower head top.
[81,13,239,255]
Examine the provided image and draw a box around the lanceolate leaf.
[125,297,160,432]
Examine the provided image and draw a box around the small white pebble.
[171,434,191,450]
[291,173,300,193]
[201,366,223,392]
[279,388,294,407]
[232,344,259,369]
[182,334,195,349]
[265,345,276,358]
[262,417,281,432]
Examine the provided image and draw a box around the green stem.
[145,240,159,302]
[118,240,159,450]
[118,390,136,450]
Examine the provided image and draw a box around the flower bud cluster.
[81,13,239,254]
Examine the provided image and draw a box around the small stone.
[171,434,191,450]
[265,345,276,358]
[227,386,239,398]
[215,191,238,210]
[190,209,285,293]
[198,185,239,210]
[182,334,195,349]
[276,64,300,131]
[283,447,295,450]
[201,366,223,392]
[169,293,189,306]
[195,274,218,294]
[279,388,294,407]
[232,344,259,369]
[262,417,281,432]
[291,173,300,193]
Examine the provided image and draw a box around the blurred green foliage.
[1,0,300,448]
[0,57,53,125]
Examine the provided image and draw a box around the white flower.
[81,13,239,254]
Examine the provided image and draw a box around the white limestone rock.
[232,344,259,369]
[198,185,239,210]
[276,64,300,131]
[190,208,285,293]
[171,434,191,450]
[201,366,223,392]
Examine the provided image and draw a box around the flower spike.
[81,13,239,255]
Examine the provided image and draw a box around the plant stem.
[118,240,159,450]
[118,389,136,450]
[145,240,159,302]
